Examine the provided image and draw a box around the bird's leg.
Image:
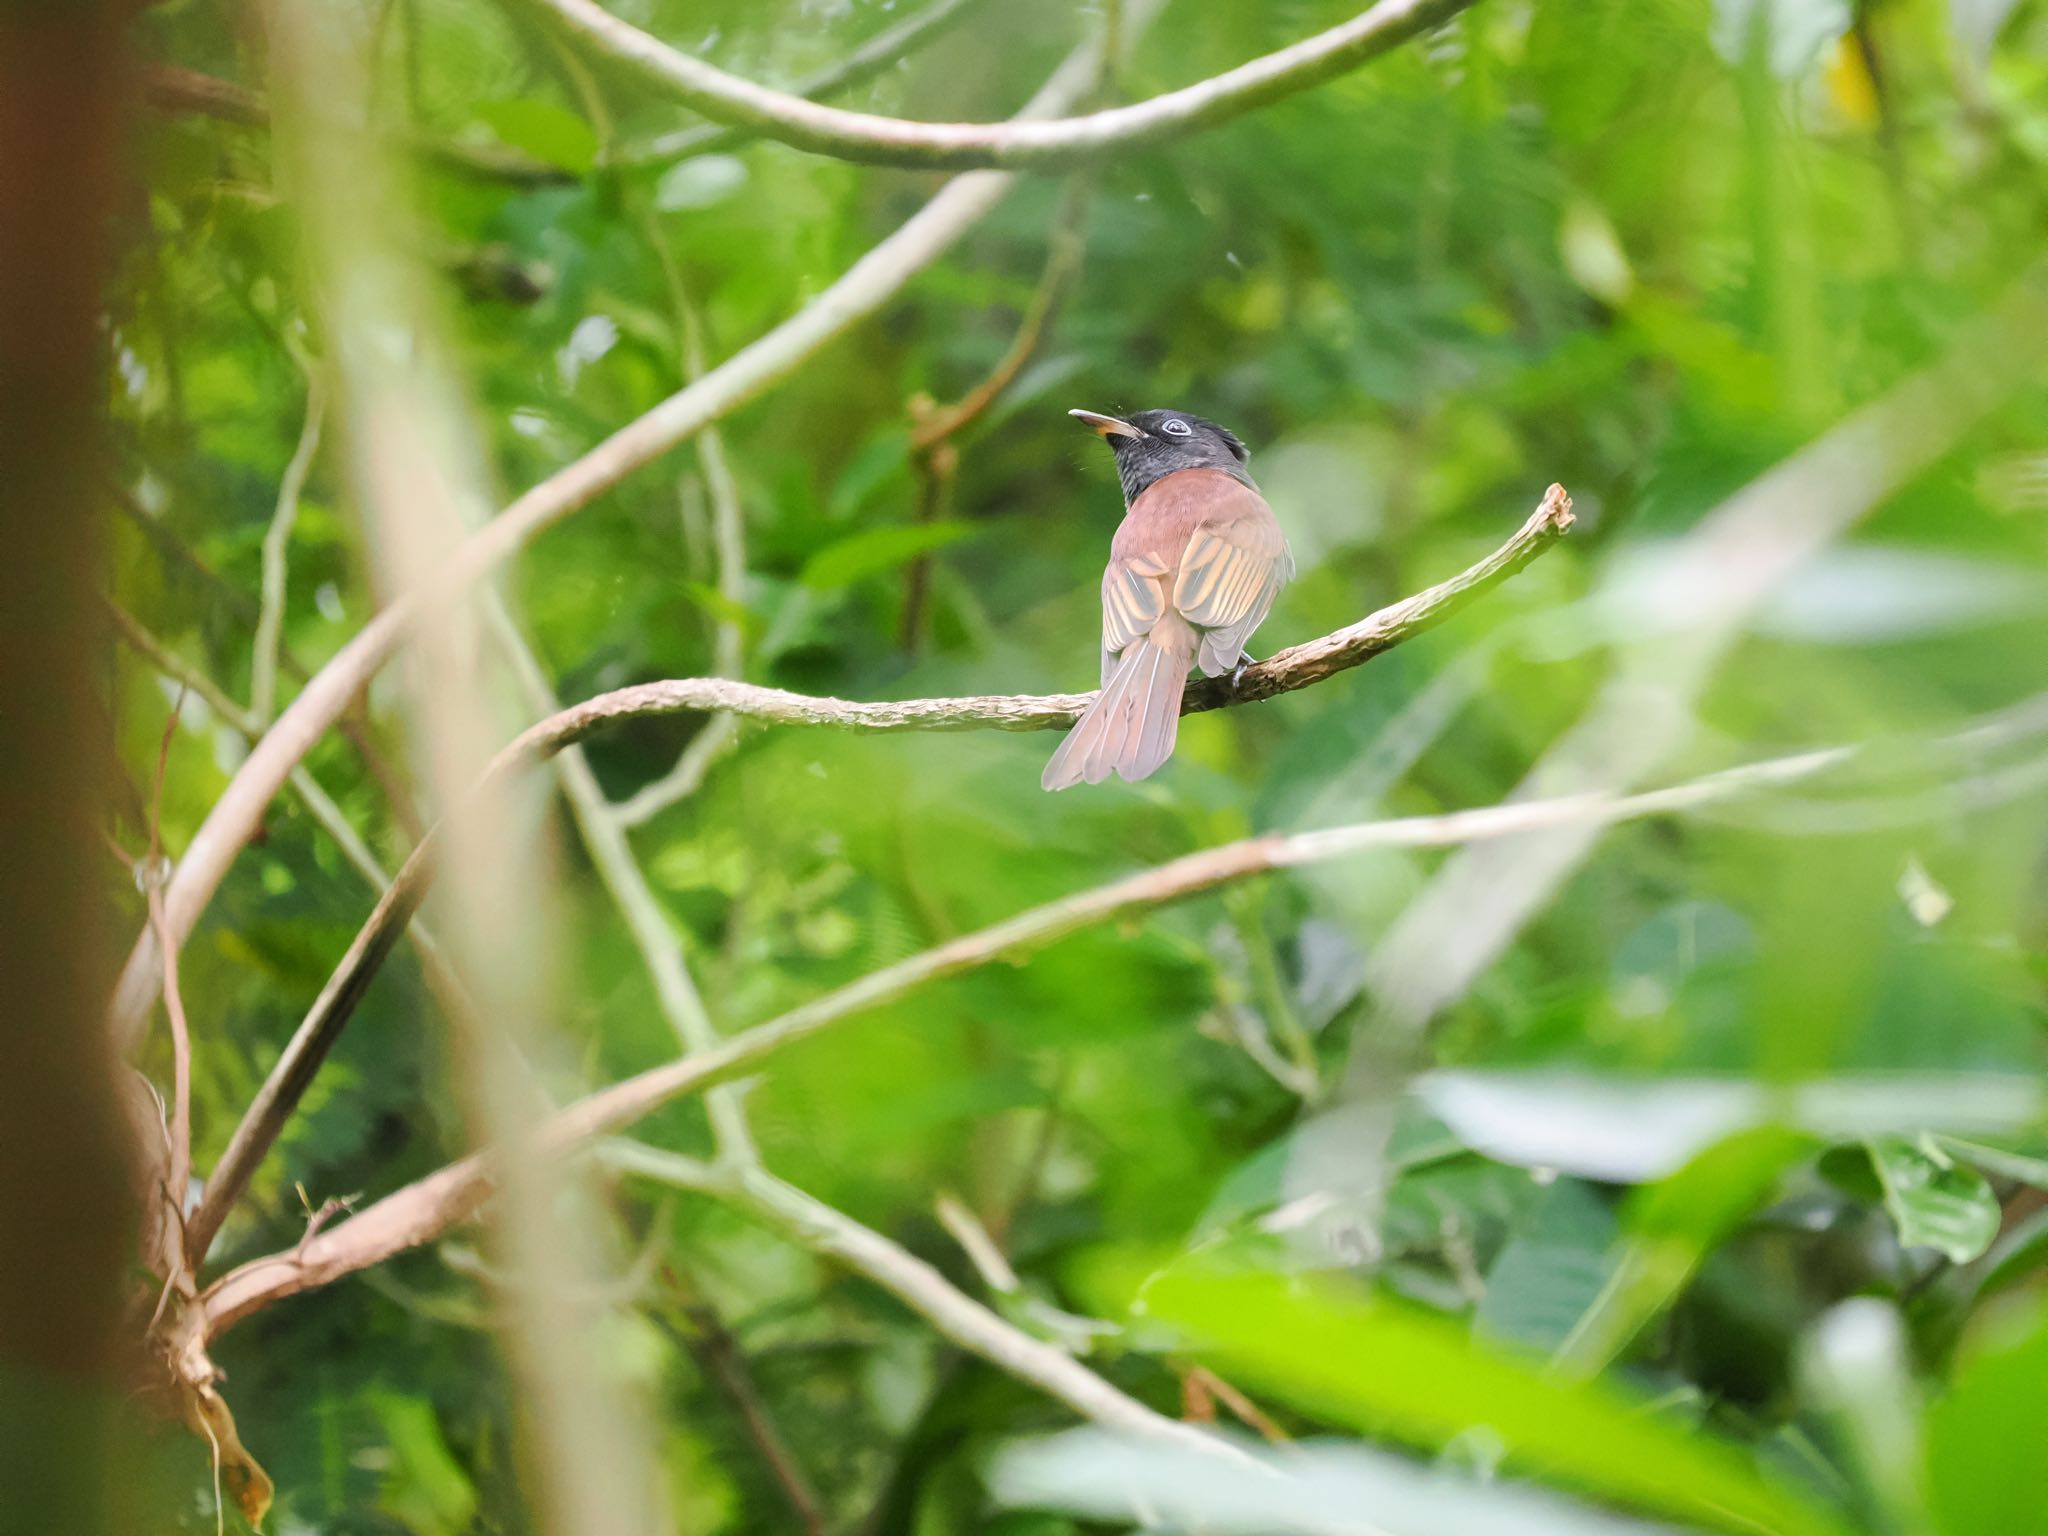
[1228,649,1259,697]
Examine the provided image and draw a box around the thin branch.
[609,226,750,824]
[616,0,992,167]
[108,601,479,1258]
[174,485,1571,1265]
[658,1269,829,1536]
[109,3,1152,1048]
[611,715,737,828]
[907,177,1091,454]
[485,601,758,1159]
[251,373,324,725]
[188,721,1936,1341]
[518,0,1472,170]
[900,175,1092,650]
[608,1146,1236,1457]
[108,483,429,845]
[145,695,194,1252]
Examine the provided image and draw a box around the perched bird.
[1044,408,1294,791]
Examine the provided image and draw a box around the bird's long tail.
[1042,619,1193,791]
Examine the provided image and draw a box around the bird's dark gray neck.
[1119,458,1258,505]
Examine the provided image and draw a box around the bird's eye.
[1161,419,1192,436]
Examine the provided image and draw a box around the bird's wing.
[1100,548,1171,656]
[1173,509,1293,676]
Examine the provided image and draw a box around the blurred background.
[46,0,2048,1530]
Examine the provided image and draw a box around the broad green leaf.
[1866,1137,2001,1263]
[800,521,976,590]
[1925,1300,2048,1536]
[1102,1259,1855,1536]
[1477,1180,1621,1354]
[472,99,598,175]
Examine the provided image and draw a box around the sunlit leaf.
[1864,1137,2001,1263]
[1925,1300,2048,1536]
[471,98,598,175]
[1098,1259,1856,1536]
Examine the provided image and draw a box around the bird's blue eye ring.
[1162,419,1192,435]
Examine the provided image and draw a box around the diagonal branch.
[187,717,1933,1343]
[180,483,1571,1265]
[606,1144,1234,1456]
[519,0,1472,170]
[109,0,1162,1051]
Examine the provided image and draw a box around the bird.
[1043,407,1294,791]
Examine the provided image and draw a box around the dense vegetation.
[24,0,2048,1531]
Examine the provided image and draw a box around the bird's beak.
[1069,408,1142,440]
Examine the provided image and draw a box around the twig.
[518,0,1471,170]
[109,2,1156,1048]
[144,692,194,1270]
[608,220,750,825]
[251,373,324,725]
[180,484,1571,1260]
[107,483,428,844]
[186,718,1958,1340]
[485,600,758,1160]
[616,0,992,167]
[935,1191,1021,1295]
[1180,1364,1288,1443]
[610,1147,1236,1457]
[108,598,478,1201]
[900,175,1092,649]
[658,1267,829,1536]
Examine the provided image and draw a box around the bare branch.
[251,374,323,726]
[657,1269,829,1536]
[190,721,1912,1340]
[109,2,1153,1048]
[616,0,992,167]
[606,1146,1236,1456]
[519,0,1472,170]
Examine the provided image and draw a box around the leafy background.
[110,0,2048,1531]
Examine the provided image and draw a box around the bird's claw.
[1227,651,1257,698]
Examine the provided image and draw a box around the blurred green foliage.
[111,0,2048,1531]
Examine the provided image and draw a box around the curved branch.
[615,0,993,168]
[514,484,1573,751]
[192,726,1881,1342]
[521,0,1473,170]
[108,5,1155,1048]
[180,482,1571,1267]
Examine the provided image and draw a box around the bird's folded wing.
[1174,517,1292,675]
[1100,549,1171,654]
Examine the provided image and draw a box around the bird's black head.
[1070,407,1255,504]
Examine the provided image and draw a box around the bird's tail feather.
[1042,631,1191,791]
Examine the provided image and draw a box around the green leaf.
[1101,1258,1855,1536]
[472,99,598,175]
[1476,1180,1620,1354]
[1933,1136,2048,1191]
[1926,1300,2048,1536]
[1866,1136,2001,1263]
[800,521,976,590]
